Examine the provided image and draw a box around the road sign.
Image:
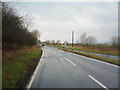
[64,41,67,48]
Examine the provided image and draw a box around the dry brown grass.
[3,46,38,61]
[68,45,118,54]
[3,46,42,88]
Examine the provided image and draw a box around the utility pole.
[72,31,74,47]
[39,34,40,43]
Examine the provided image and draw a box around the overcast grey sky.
[13,1,118,43]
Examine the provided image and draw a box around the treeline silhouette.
[2,3,36,49]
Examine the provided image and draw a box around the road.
[30,46,119,89]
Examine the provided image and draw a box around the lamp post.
[72,31,74,47]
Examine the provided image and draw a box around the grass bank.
[60,48,120,66]
[45,44,63,48]
[45,44,119,56]
[68,47,119,56]
[2,46,42,88]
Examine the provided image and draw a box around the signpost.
[64,41,67,49]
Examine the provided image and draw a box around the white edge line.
[88,75,109,90]
[83,55,118,68]
[26,49,44,89]
[64,57,76,66]
[72,52,119,68]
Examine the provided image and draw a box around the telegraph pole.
[39,34,40,43]
[72,31,74,47]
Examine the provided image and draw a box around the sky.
[12,1,118,43]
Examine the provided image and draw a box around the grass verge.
[45,44,118,56]
[45,44,63,48]
[68,47,119,56]
[60,48,120,66]
[2,46,42,88]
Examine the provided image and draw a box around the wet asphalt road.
[31,46,119,88]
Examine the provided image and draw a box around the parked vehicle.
[42,44,44,46]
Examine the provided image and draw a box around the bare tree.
[86,35,97,46]
[31,30,39,39]
[31,30,40,45]
[2,2,37,47]
[110,36,118,47]
[79,33,97,46]
[79,32,87,45]
[22,13,33,30]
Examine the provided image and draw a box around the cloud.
[23,2,118,43]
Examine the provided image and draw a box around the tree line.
[44,40,61,45]
[79,32,97,46]
[44,32,119,48]
[2,3,38,48]
[79,32,119,48]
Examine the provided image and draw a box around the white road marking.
[55,53,61,57]
[55,52,76,66]
[72,52,118,68]
[26,50,44,89]
[64,57,76,66]
[88,75,109,90]
[58,53,61,56]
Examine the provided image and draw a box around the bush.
[2,2,36,48]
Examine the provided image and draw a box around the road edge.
[59,48,119,67]
[26,49,44,89]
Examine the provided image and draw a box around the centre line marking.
[88,75,109,90]
[58,53,61,56]
[64,57,76,66]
